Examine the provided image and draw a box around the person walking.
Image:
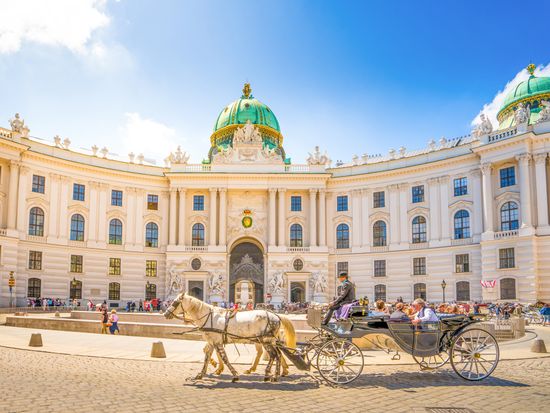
[540,304,550,327]
[100,308,110,334]
[109,309,120,334]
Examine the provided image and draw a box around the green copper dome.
[213,83,280,133]
[497,64,550,126]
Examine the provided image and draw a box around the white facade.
[2,100,550,307]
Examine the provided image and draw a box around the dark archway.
[229,241,264,304]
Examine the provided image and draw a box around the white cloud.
[472,63,550,127]
[118,113,180,163]
[0,0,110,54]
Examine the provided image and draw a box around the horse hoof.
[215,369,223,375]
[231,377,239,383]
[244,369,252,374]
[271,377,279,383]
[263,377,270,382]
[194,374,203,380]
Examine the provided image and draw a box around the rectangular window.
[500,167,516,188]
[374,260,386,277]
[291,196,302,212]
[32,175,45,194]
[146,260,157,277]
[111,190,123,206]
[336,195,348,212]
[28,251,42,270]
[413,257,426,275]
[454,177,468,196]
[373,191,385,208]
[109,283,120,301]
[109,258,121,275]
[147,194,158,210]
[337,262,348,276]
[73,183,85,201]
[70,255,83,273]
[455,254,470,273]
[412,185,424,203]
[499,248,515,269]
[193,195,204,211]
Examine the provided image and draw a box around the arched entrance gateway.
[229,240,264,305]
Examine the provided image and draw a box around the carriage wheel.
[413,351,450,370]
[450,328,499,381]
[316,339,364,385]
[304,333,329,368]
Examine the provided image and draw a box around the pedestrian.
[540,304,550,327]
[109,309,120,334]
[100,308,111,334]
[139,299,143,312]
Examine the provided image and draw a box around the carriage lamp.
[441,280,447,303]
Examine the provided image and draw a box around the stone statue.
[262,145,280,161]
[233,120,262,144]
[537,100,550,124]
[213,145,233,163]
[9,113,29,136]
[167,146,190,165]
[208,272,225,296]
[473,113,493,137]
[515,102,530,126]
[167,266,184,297]
[267,271,285,295]
[53,135,62,148]
[63,138,71,149]
[100,147,109,158]
[306,146,331,166]
[310,271,328,294]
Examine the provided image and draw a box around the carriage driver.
[322,272,356,325]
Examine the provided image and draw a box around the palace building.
[2,65,550,307]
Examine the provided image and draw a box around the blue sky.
[1,0,549,165]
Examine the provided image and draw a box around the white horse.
[164,292,296,382]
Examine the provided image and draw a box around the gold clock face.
[242,216,253,228]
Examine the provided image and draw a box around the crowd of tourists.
[26,297,81,310]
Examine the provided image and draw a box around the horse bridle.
[164,297,187,321]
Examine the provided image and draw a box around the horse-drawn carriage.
[282,306,500,385]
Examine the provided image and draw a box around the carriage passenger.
[370,300,387,316]
[411,298,439,325]
[389,302,410,322]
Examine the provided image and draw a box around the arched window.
[413,283,426,300]
[192,223,205,246]
[454,210,471,239]
[70,214,85,241]
[27,278,41,298]
[500,278,516,300]
[70,280,82,300]
[456,281,470,302]
[500,202,519,231]
[108,282,120,300]
[412,216,427,243]
[289,224,303,247]
[374,284,386,302]
[336,223,349,249]
[373,220,387,246]
[145,222,158,248]
[145,283,157,300]
[109,219,123,245]
[28,207,45,236]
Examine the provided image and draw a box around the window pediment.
[369,211,389,222]
[407,206,429,217]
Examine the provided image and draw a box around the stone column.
[428,178,440,241]
[169,189,177,245]
[534,153,549,228]
[209,188,218,246]
[178,189,186,246]
[516,153,533,229]
[318,189,327,247]
[309,189,317,247]
[7,161,20,230]
[388,184,399,245]
[351,189,362,248]
[218,188,227,246]
[134,189,144,246]
[16,166,29,233]
[277,188,286,247]
[481,163,494,233]
[439,176,450,240]
[360,189,370,247]
[58,176,70,240]
[47,174,60,238]
[88,182,99,242]
[471,169,483,236]
[97,184,107,243]
[268,188,277,247]
[160,190,170,247]
[126,188,136,245]
[399,184,409,244]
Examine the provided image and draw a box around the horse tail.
[278,314,297,349]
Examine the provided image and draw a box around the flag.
[480,280,496,288]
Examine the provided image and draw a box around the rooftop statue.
[233,120,262,144]
[166,145,190,166]
[515,102,530,126]
[472,113,493,137]
[9,113,30,137]
[537,100,550,124]
[307,145,331,166]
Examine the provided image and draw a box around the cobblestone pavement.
[0,347,547,413]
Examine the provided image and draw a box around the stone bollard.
[55,311,60,317]
[29,333,43,347]
[531,339,547,353]
[150,341,166,358]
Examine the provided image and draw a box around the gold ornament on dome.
[527,63,536,76]
[242,209,253,228]
[242,83,252,98]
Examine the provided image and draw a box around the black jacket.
[333,280,356,307]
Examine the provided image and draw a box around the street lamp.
[8,271,15,308]
[441,279,447,303]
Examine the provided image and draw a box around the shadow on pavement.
[183,373,320,391]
